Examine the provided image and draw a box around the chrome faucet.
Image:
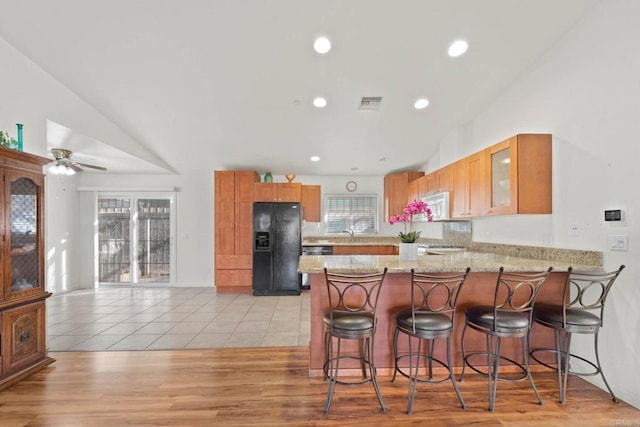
[342,228,355,241]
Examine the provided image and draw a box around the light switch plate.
[608,234,628,251]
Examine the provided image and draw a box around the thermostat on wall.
[604,209,623,221]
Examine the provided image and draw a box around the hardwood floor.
[0,347,638,426]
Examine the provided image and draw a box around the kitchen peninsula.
[298,250,601,376]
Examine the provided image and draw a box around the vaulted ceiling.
[0,0,598,175]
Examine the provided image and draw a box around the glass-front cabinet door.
[486,137,517,216]
[491,147,511,206]
[4,169,44,298]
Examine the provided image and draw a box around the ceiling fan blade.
[68,163,83,172]
[73,161,107,171]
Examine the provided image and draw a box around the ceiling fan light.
[65,166,76,176]
[49,163,62,174]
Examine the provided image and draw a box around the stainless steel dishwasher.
[301,245,333,289]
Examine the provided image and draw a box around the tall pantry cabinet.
[214,171,259,293]
[0,146,54,391]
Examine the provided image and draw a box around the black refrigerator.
[252,202,302,296]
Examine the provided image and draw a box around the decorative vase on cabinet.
[399,243,418,261]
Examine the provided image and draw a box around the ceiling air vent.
[359,96,382,111]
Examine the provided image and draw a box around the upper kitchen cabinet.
[426,165,451,194]
[408,175,430,202]
[301,185,321,222]
[484,134,552,216]
[451,152,486,218]
[254,183,302,202]
[384,172,425,221]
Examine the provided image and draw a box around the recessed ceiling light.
[379,157,387,162]
[310,155,320,162]
[313,97,327,108]
[448,39,468,57]
[313,36,331,54]
[414,98,429,109]
[350,167,359,171]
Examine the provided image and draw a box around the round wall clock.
[346,180,357,192]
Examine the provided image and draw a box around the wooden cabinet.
[332,245,397,255]
[426,165,451,194]
[484,134,552,216]
[2,301,46,375]
[383,172,424,221]
[0,146,53,391]
[254,183,302,202]
[214,170,259,293]
[408,175,430,202]
[451,152,486,218]
[451,133,551,218]
[301,185,321,222]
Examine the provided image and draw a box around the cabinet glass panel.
[10,178,39,292]
[491,148,511,207]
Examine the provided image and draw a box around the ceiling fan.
[48,148,107,175]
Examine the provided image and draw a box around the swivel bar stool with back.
[530,265,625,403]
[459,267,552,411]
[322,267,388,414]
[391,268,471,414]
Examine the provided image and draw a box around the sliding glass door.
[97,193,175,286]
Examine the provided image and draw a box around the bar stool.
[322,267,388,414]
[391,268,471,414]
[459,267,552,411]
[530,265,625,403]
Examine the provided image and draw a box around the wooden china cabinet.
[0,146,54,391]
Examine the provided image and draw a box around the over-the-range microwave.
[420,191,450,221]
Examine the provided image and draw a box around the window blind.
[325,195,378,234]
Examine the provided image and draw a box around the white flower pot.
[399,243,418,261]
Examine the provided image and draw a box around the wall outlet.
[608,234,628,251]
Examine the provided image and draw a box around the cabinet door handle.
[19,330,31,342]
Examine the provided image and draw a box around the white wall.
[434,0,640,407]
[45,173,82,293]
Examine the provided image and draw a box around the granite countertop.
[297,251,602,274]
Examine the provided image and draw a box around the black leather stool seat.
[395,308,452,332]
[534,304,601,329]
[323,312,374,333]
[465,306,530,332]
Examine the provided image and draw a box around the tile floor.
[46,287,310,351]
